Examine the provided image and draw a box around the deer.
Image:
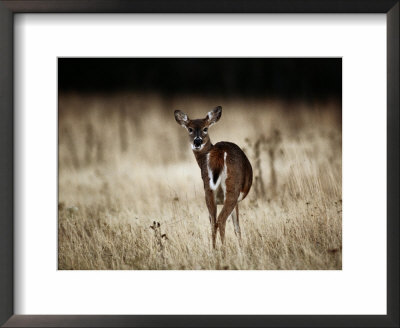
[174,106,253,248]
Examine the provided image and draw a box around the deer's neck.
[193,140,213,169]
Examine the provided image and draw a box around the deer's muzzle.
[193,137,202,148]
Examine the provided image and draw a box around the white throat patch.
[191,143,205,151]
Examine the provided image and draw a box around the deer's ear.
[174,110,189,127]
[206,106,222,126]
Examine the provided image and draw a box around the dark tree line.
[59,58,341,101]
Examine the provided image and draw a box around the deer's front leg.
[205,189,217,249]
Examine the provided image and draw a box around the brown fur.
[174,107,253,248]
[208,147,225,185]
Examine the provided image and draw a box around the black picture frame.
[0,1,398,327]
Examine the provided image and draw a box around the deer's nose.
[194,138,202,147]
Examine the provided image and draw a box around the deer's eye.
[188,128,193,133]
[203,128,208,133]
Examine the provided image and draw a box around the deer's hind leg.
[231,204,241,240]
[217,194,239,245]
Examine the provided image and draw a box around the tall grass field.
[58,93,342,270]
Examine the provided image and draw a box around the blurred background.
[58,58,342,270]
[58,58,341,168]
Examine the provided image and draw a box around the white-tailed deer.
[174,106,253,248]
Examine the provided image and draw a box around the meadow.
[58,93,342,270]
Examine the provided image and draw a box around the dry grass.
[58,93,342,270]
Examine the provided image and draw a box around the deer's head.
[174,106,222,151]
